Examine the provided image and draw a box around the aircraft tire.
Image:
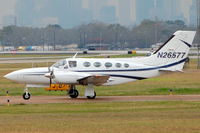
[69,89,79,98]
[87,91,96,99]
[23,92,31,100]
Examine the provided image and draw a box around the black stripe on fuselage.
[109,75,146,80]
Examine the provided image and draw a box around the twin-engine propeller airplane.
[4,31,196,100]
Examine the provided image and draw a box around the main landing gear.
[85,84,96,99]
[68,85,96,99]
[23,88,31,100]
[87,91,96,99]
[68,85,79,98]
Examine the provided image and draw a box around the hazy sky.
[0,0,194,28]
[0,0,17,26]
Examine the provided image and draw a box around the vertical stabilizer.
[145,31,196,71]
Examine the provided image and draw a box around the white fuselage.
[4,57,167,87]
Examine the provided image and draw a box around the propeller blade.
[50,78,52,86]
[46,67,54,87]
[50,67,55,87]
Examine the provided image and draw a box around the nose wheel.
[23,92,31,100]
[23,88,31,100]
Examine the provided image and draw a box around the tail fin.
[146,31,196,71]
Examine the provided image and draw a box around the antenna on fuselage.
[72,52,78,58]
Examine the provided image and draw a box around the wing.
[78,75,110,86]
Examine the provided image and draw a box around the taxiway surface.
[1,95,200,105]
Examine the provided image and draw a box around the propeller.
[45,67,55,87]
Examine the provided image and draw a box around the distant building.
[88,0,107,20]
[100,6,116,24]
[59,0,83,28]
[15,0,86,28]
[118,0,132,25]
[135,0,186,24]
[2,15,16,26]
[151,0,165,19]
[189,0,197,26]
[41,0,83,28]
[163,0,184,20]
[14,0,192,28]
[80,9,93,24]
[15,0,35,26]
[136,0,154,24]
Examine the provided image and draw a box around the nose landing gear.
[23,88,31,100]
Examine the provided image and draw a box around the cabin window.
[105,62,112,68]
[94,62,101,67]
[115,63,122,68]
[68,61,77,68]
[83,62,91,67]
[124,63,129,68]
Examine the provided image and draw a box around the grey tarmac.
[1,95,200,105]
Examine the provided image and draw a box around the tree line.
[0,20,196,49]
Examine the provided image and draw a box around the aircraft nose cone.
[4,72,18,81]
[4,73,12,79]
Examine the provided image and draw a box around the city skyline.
[0,0,195,28]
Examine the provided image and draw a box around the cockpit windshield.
[52,59,67,68]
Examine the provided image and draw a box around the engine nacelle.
[53,71,91,84]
